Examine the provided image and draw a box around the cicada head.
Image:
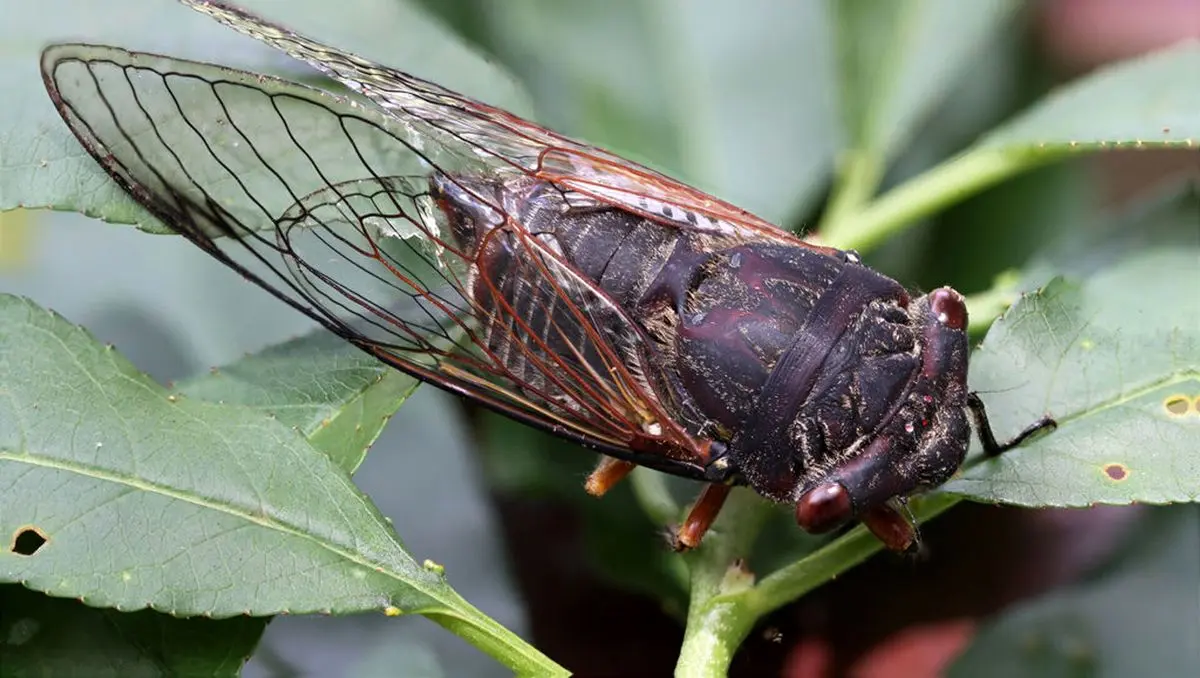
[788,286,975,551]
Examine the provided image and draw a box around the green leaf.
[177,330,418,474]
[833,41,1200,251]
[1,0,530,226]
[0,584,265,677]
[945,247,1200,505]
[948,506,1200,678]
[0,295,562,676]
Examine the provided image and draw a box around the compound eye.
[929,287,967,330]
[795,482,853,534]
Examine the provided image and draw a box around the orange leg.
[674,483,733,551]
[584,457,637,497]
[860,503,918,553]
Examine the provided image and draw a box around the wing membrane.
[42,41,710,473]
[180,0,840,255]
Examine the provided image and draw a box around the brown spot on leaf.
[1164,395,1189,415]
[1104,464,1128,481]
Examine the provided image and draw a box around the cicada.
[41,0,1054,553]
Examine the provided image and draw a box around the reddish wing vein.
[42,0,849,473]
[181,0,841,256]
[40,37,708,472]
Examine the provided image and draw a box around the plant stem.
[674,493,962,676]
[825,145,1062,252]
[821,150,885,234]
[746,493,959,617]
[675,490,771,678]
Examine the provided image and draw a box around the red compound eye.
[795,482,853,533]
[929,287,967,330]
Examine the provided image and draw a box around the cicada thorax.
[433,172,977,542]
[649,237,975,518]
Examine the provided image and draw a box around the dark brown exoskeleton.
[435,173,1054,552]
[42,0,1055,556]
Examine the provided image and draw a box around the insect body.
[434,172,1050,550]
[41,0,1054,553]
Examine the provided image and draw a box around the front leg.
[967,392,1057,456]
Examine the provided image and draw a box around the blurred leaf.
[464,1,682,169]
[178,330,418,474]
[644,0,839,220]
[834,0,1021,161]
[982,40,1200,149]
[835,41,1200,252]
[0,295,562,675]
[948,506,1200,678]
[863,26,1035,286]
[0,584,264,677]
[443,0,838,223]
[349,636,446,678]
[480,415,689,611]
[1,0,530,226]
[1030,177,1200,284]
[824,0,1022,227]
[945,247,1200,505]
[0,210,35,271]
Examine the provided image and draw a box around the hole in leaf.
[10,527,48,556]
[1164,395,1189,415]
[1103,463,1128,481]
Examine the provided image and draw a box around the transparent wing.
[41,42,713,475]
[180,0,841,256]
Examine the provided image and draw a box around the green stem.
[821,150,886,233]
[674,493,962,676]
[675,490,772,678]
[674,592,745,678]
[746,493,959,616]
[428,597,568,677]
[825,145,1063,252]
